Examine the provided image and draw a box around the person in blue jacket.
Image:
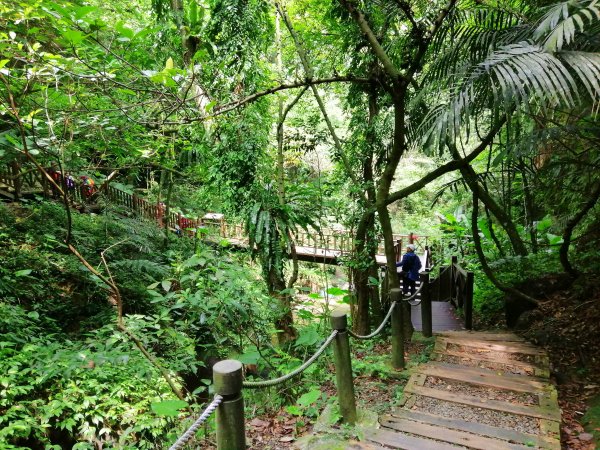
[396,244,422,297]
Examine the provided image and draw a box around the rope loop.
[348,301,397,340]
[402,281,425,306]
[169,394,223,450]
[242,330,338,389]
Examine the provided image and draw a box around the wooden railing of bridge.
[0,164,431,260]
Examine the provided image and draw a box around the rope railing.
[348,301,397,340]
[168,394,223,450]
[242,330,338,388]
[402,281,425,306]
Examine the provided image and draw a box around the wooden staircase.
[364,331,561,449]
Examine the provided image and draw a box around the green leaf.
[536,216,553,232]
[297,389,321,407]
[27,311,39,320]
[295,327,320,347]
[326,287,346,296]
[165,57,174,70]
[0,60,9,70]
[367,276,380,287]
[74,6,97,19]
[150,400,188,417]
[547,233,563,245]
[15,269,32,277]
[61,29,85,45]
[238,351,260,364]
[115,22,135,40]
[285,405,302,416]
[161,280,172,292]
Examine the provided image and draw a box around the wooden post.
[330,311,357,424]
[213,360,246,450]
[390,288,405,369]
[450,255,458,306]
[420,272,432,338]
[465,271,474,330]
[395,239,402,262]
[408,232,414,244]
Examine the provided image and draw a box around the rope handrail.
[348,301,397,340]
[402,280,425,305]
[169,394,223,450]
[242,330,338,389]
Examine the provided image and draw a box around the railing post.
[465,271,474,330]
[390,288,405,369]
[213,360,246,450]
[450,255,458,306]
[420,272,432,338]
[408,232,414,244]
[330,311,357,424]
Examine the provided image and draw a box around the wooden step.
[432,347,549,378]
[416,361,550,392]
[388,409,560,449]
[438,331,526,342]
[403,383,560,421]
[365,428,468,450]
[380,415,532,450]
[438,336,546,356]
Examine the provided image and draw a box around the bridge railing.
[429,255,473,330]
[2,164,434,261]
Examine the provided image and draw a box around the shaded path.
[411,302,464,332]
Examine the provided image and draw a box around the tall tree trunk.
[519,158,538,253]
[351,87,381,334]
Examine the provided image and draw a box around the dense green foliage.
[1,0,599,446]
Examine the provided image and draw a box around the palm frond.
[561,51,600,104]
[418,42,592,152]
[534,0,600,52]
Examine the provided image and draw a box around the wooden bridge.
[0,166,432,267]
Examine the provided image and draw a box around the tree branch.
[385,118,506,206]
[471,190,539,306]
[560,181,600,277]
[337,0,403,80]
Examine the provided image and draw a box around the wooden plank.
[0,188,15,200]
[417,362,549,392]
[404,384,560,421]
[433,350,544,374]
[438,331,525,342]
[439,337,545,356]
[389,409,559,449]
[365,428,468,450]
[345,442,389,450]
[380,416,530,450]
[539,419,561,444]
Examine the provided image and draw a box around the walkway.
[411,302,464,332]
[365,331,561,449]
